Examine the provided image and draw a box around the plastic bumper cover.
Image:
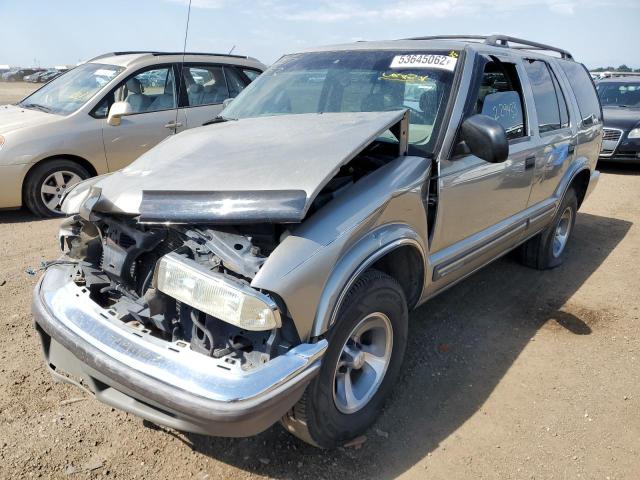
[32,265,327,437]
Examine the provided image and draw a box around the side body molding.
[252,155,431,341]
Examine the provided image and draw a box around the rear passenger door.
[557,61,603,168]
[179,64,253,128]
[522,58,574,207]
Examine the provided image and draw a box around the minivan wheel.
[282,269,408,448]
[24,159,90,218]
[519,187,578,270]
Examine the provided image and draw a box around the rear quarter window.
[559,61,602,124]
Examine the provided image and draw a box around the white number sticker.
[390,54,457,72]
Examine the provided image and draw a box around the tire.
[519,187,578,270]
[23,159,90,218]
[283,269,408,448]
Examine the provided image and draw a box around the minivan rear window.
[559,61,602,125]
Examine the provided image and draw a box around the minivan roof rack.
[404,35,574,60]
[87,51,250,62]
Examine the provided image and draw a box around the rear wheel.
[282,269,408,448]
[519,187,578,269]
[23,159,89,218]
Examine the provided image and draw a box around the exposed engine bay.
[59,214,294,370]
[56,139,402,371]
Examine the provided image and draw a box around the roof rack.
[404,35,574,60]
[87,51,249,62]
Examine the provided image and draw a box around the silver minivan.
[0,52,265,216]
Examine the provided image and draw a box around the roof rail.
[404,35,574,60]
[87,51,250,62]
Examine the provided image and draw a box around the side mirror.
[107,101,132,126]
[222,97,234,109]
[459,114,509,163]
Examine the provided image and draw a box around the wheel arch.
[569,168,591,209]
[21,155,98,201]
[310,224,427,339]
[554,158,592,212]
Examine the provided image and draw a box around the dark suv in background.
[597,76,640,162]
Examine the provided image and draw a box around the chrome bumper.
[32,265,327,437]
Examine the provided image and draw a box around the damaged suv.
[33,35,602,448]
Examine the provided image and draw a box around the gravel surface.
[0,82,35,105]
[0,83,639,479]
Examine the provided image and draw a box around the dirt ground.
[0,81,36,105]
[1,83,639,479]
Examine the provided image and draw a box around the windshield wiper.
[21,102,52,113]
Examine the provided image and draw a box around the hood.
[603,106,640,130]
[0,104,60,134]
[88,110,407,223]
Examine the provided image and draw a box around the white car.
[0,51,265,216]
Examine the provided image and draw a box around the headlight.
[155,252,281,331]
[628,127,640,139]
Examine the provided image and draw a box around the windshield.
[222,50,460,156]
[19,63,124,115]
[596,82,640,107]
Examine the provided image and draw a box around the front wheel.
[282,269,408,448]
[23,159,90,218]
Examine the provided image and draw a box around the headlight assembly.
[628,127,640,139]
[155,252,281,331]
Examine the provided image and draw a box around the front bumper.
[0,164,30,209]
[599,135,640,162]
[32,265,327,437]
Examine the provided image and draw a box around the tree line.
[590,65,640,73]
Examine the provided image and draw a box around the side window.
[549,66,569,128]
[91,95,112,118]
[242,69,260,82]
[472,60,526,141]
[182,65,229,106]
[224,67,248,97]
[523,59,568,134]
[113,67,176,114]
[559,61,602,125]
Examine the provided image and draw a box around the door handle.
[164,121,183,129]
[525,156,536,170]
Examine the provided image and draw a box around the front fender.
[310,224,426,338]
[252,155,431,341]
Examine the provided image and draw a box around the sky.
[0,0,639,69]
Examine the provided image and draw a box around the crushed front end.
[32,212,326,436]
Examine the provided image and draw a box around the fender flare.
[310,223,427,338]
[554,156,591,207]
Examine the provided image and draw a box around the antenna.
[228,45,236,55]
[174,0,193,132]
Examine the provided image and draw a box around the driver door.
[429,56,538,290]
[101,65,186,172]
